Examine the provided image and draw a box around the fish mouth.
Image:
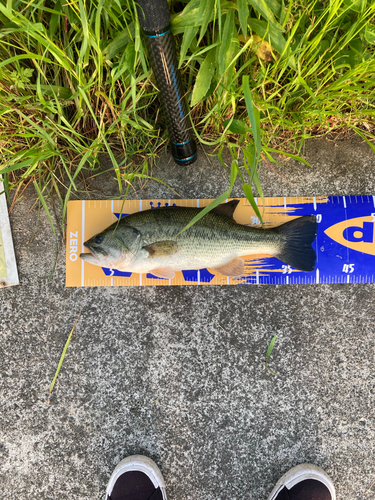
[81,242,108,260]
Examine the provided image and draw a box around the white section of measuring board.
[0,182,19,287]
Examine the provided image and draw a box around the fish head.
[80,224,141,269]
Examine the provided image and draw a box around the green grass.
[265,334,277,376]
[0,0,374,213]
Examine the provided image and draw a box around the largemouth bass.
[79,200,317,278]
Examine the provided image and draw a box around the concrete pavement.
[1,135,375,499]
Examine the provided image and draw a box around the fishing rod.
[135,0,197,166]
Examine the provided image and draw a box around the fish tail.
[275,215,318,272]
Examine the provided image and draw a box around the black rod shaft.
[136,0,197,166]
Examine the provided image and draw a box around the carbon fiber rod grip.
[136,0,197,166]
[136,0,170,32]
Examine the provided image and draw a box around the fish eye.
[94,234,103,244]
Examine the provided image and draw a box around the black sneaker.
[267,464,336,500]
[106,455,167,500]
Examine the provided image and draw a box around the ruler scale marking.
[66,195,375,287]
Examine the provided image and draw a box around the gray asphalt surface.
[1,136,375,500]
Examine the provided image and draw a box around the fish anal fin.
[212,200,240,220]
[211,257,244,277]
[150,267,176,279]
[143,240,178,258]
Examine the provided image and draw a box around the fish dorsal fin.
[211,257,244,277]
[143,240,178,258]
[212,200,240,220]
[150,267,176,279]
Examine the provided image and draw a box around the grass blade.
[296,76,323,124]
[48,310,82,397]
[175,160,238,236]
[223,118,252,135]
[238,0,249,37]
[78,87,122,193]
[247,0,282,29]
[263,147,312,166]
[191,49,215,106]
[242,183,263,226]
[198,0,215,44]
[218,7,235,79]
[33,181,56,239]
[351,127,375,154]
[265,334,277,376]
[243,75,261,167]
[179,26,198,67]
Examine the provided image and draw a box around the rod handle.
[135,0,170,32]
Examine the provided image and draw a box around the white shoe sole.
[106,455,167,500]
[267,463,336,500]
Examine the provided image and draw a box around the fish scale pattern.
[118,206,281,266]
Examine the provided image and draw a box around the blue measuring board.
[246,195,375,285]
[66,196,375,286]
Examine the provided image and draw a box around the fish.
[79,200,318,279]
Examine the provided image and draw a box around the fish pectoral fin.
[150,266,176,279]
[211,257,245,277]
[143,240,178,258]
